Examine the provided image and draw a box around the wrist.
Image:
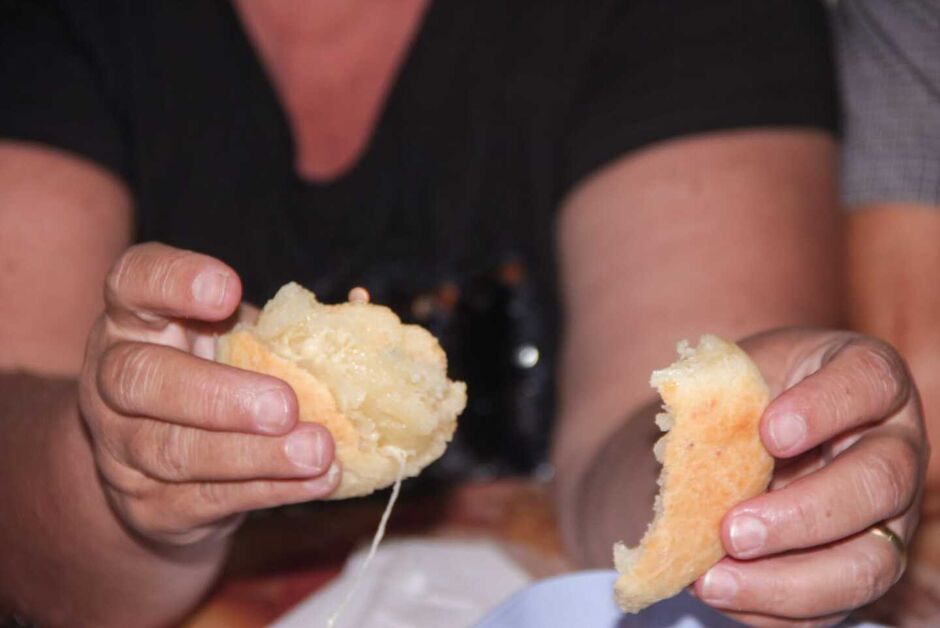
[1,373,229,626]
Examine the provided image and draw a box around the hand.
[694,329,927,626]
[78,243,340,547]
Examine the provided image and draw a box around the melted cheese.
[326,449,407,627]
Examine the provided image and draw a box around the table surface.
[182,479,569,627]
[182,480,940,627]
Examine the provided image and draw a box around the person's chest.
[231,0,430,184]
[115,2,567,300]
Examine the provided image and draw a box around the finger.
[98,342,297,435]
[187,303,261,360]
[237,302,261,324]
[105,242,241,328]
[130,466,342,543]
[762,337,910,457]
[711,610,848,627]
[696,530,904,618]
[684,586,849,627]
[123,421,335,482]
[722,431,918,559]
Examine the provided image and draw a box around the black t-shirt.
[0,0,837,480]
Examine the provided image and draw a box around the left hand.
[693,328,928,626]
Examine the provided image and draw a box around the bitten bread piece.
[614,335,773,613]
[216,283,467,499]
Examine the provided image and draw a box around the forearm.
[0,373,228,627]
[550,131,842,566]
[554,402,661,568]
[848,204,940,487]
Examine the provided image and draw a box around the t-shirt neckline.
[221,0,439,191]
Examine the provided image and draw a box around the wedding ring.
[870,523,907,575]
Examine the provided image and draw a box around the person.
[0,1,926,626]
[837,0,940,485]
[836,0,940,623]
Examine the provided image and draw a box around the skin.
[0,147,340,626]
[848,205,940,488]
[232,0,430,182]
[698,330,923,626]
[847,204,940,624]
[0,3,927,626]
[552,131,926,625]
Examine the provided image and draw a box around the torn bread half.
[614,335,773,613]
[216,282,467,499]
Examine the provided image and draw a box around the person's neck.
[234,0,399,43]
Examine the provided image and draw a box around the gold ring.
[870,524,907,575]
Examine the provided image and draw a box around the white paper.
[271,537,533,628]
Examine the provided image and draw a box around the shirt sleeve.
[565,0,838,190]
[0,0,128,180]
[836,0,940,209]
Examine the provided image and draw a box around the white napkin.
[270,537,533,628]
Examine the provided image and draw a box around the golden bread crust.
[216,283,465,499]
[613,335,773,612]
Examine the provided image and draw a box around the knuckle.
[159,525,217,547]
[148,250,190,305]
[857,442,916,518]
[127,422,192,481]
[124,423,153,469]
[79,362,105,419]
[106,243,198,312]
[100,342,160,412]
[846,548,891,609]
[807,374,848,430]
[81,317,107,364]
[122,494,192,544]
[193,372,233,427]
[95,450,155,498]
[787,495,825,543]
[848,339,909,405]
[150,426,194,481]
[196,481,228,510]
[105,247,139,303]
[115,494,159,536]
[107,474,208,544]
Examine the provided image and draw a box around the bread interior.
[246,283,465,458]
[614,336,748,574]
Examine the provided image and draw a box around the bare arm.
[551,129,931,625]
[0,143,131,373]
[848,205,940,487]
[552,129,843,565]
[0,143,213,625]
[0,142,341,627]
[0,144,225,626]
[835,2,940,476]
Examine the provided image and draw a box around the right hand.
[78,243,340,547]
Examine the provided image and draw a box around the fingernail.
[304,463,341,492]
[326,462,341,485]
[285,430,327,472]
[729,515,767,557]
[768,412,806,453]
[252,390,292,434]
[701,566,738,604]
[192,271,228,308]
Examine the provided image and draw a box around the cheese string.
[326,449,407,628]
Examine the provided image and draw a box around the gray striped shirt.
[836,0,940,207]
